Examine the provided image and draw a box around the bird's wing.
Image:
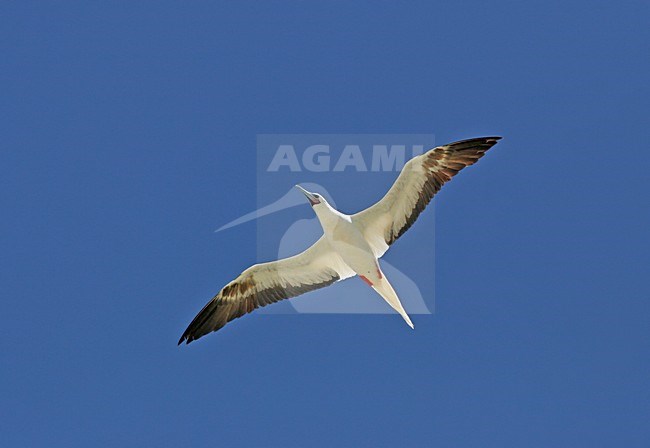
[178,236,354,344]
[352,137,501,257]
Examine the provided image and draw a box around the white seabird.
[178,136,501,344]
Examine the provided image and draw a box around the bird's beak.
[295,185,320,206]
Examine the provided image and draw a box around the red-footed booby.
[178,136,501,344]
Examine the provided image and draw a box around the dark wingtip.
[483,136,502,146]
[443,136,502,153]
[449,136,502,145]
[178,333,191,346]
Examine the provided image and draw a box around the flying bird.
[178,136,501,344]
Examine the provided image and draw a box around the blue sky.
[1,1,649,446]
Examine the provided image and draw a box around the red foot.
[359,275,373,287]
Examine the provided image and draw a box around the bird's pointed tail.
[371,273,414,329]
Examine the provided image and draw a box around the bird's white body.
[314,202,375,279]
[179,136,501,344]
[312,197,414,327]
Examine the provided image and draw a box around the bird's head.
[295,185,327,209]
